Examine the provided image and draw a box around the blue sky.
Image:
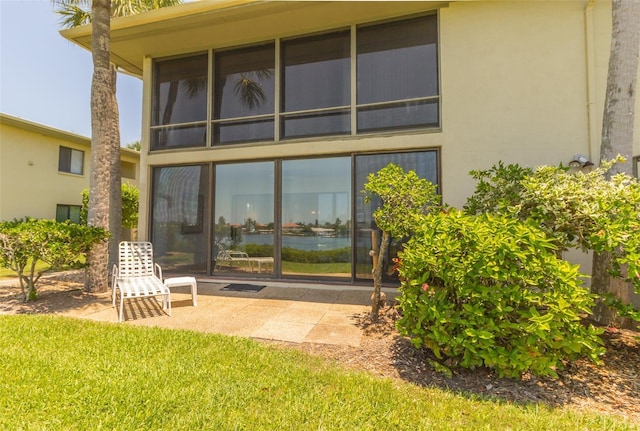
[0,0,142,146]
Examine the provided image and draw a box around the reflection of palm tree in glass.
[233,70,273,110]
[162,69,273,118]
[159,69,273,147]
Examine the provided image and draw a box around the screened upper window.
[149,14,439,150]
[58,146,83,175]
[214,44,275,145]
[151,54,208,150]
[357,15,439,132]
[281,31,350,139]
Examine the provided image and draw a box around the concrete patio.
[68,279,392,348]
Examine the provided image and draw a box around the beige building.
[61,0,640,284]
[0,113,139,223]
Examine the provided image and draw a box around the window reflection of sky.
[215,162,274,226]
[282,158,351,225]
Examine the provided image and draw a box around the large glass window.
[58,146,83,175]
[357,15,439,132]
[151,54,208,150]
[354,151,439,281]
[150,15,439,149]
[213,162,275,275]
[214,44,275,145]
[281,158,351,279]
[151,165,210,273]
[281,31,351,139]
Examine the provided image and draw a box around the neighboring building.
[61,0,640,284]
[0,113,140,227]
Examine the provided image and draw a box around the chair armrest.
[155,263,163,281]
[228,251,249,258]
[111,264,119,290]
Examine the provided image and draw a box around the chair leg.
[119,296,125,323]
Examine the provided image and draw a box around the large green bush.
[396,210,604,378]
[463,159,640,321]
[0,218,108,301]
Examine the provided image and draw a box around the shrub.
[464,159,640,322]
[395,210,604,378]
[281,247,350,264]
[0,218,108,301]
[81,183,139,228]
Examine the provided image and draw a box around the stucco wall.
[0,123,90,221]
[0,117,140,222]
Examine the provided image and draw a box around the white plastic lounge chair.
[112,241,171,322]
[215,242,252,272]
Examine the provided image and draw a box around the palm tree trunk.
[592,0,640,325]
[86,0,116,293]
[109,67,123,274]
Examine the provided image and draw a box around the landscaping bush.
[81,183,139,228]
[241,244,350,264]
[395,210,604,378]
[463,159,640,323]
[243,243,273,257]
[0,218,108,301]
[281,246,351,264]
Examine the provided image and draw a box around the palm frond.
[53,0,91,28]
[53,0,183,28]
[233,76,267,110]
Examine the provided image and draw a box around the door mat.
[221,283,266,293]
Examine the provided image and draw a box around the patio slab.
[9,276,394,348]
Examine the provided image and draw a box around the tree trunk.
[371,230,391,320]
[599,0,640,176]
[108,66,122,275]
[591,252,634,328]
[591,0,640,325]
[86,0,116,293]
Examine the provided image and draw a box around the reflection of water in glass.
[244,233,350,251]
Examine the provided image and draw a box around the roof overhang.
[60,0,450,77]
[0,113,91,146]
[0,113,140,159]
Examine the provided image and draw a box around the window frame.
[150,53,209,150]
[56,204,82,223]
[149,12,440,151]
[58,146,84,175]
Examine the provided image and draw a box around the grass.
[0,315,634,430]
[0,260,52,279]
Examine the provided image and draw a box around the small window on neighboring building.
[56,204,82,224]
[633,156,639,179]
[58,146,84,175]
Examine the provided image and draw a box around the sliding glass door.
[281,158,351,279]
[151,165,209,274]
[354,152,439,281]
[150,151,438,283]
[213,162,275,275]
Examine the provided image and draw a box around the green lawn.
[0,260,51,279]
[0,315,634,430]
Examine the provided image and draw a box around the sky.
[0,0,143,146]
